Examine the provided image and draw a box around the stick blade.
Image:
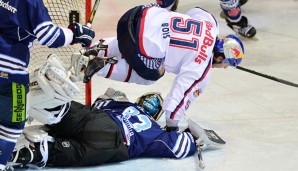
[204,129,226,145]
[188,119,226,147]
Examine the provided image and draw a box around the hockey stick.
[236,66,298,88]
[86,0,101,28]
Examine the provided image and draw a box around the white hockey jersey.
[96,7,219,123]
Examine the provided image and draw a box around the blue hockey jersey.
[0,0,72,85]
[93,99,196,159]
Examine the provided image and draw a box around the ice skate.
[226,16,257,38]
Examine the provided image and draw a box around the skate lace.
[6,146,34,171]
[26,137,49,169]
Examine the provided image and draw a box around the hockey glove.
[164,126,179,132]
[68,23,95,47]
[83,39,108,57]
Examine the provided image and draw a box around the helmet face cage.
[136,92,164,121]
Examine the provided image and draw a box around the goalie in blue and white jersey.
[0,0,95,169]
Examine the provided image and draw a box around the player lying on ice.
[71,4,245,132]
[7,55,224,170]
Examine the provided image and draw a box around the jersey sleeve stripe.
[33,21,53,34]
[36,25,53,43]
[0,54,26,66]
[105,63,115,78]
[39,26,59,45]
[173,133,191,159]
[124,66,132,82]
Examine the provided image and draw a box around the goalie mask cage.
[29,0,92,105]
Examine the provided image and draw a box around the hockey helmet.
[214,34,244,67]
[136,92,164,121]
[156,0,178,11]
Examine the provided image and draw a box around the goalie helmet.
[214,34,244,67]
[136,92,164,121]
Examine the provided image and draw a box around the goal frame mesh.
[29,0,92,105]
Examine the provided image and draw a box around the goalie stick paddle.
[236,66,298,88]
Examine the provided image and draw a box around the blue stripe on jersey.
[173,132,191,159]
[0,125,23,143]
[37,25,53,43]
[36,24,66,48]
[170,58,212,119]
[39,25,57,45]
[0,54,27,75]
[45,27,60,45]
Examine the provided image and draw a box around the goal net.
[29,0,92,104]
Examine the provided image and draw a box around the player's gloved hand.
[164,115,179,131]
[164,126,179,132]
[68,22,95,47]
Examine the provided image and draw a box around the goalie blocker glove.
[68,22,95,47]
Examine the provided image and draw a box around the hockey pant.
[45,101,129,167]
[117,6,164,81]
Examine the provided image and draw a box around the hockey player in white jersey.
[72,5,244,132]
[0,0,95,170]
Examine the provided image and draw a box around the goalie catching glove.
[29,54,81,124]
[71,39,117,83]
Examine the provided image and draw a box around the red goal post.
[29,0,93,105]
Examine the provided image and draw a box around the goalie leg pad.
[29,54,81,109]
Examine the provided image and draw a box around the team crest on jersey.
[0,72,9,79]
[193,89,202,97]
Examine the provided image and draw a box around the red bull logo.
[232,47,243,59]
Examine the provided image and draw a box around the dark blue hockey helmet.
[214,34,244,67]
[136,92,164,121]
[156,0,178,10]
